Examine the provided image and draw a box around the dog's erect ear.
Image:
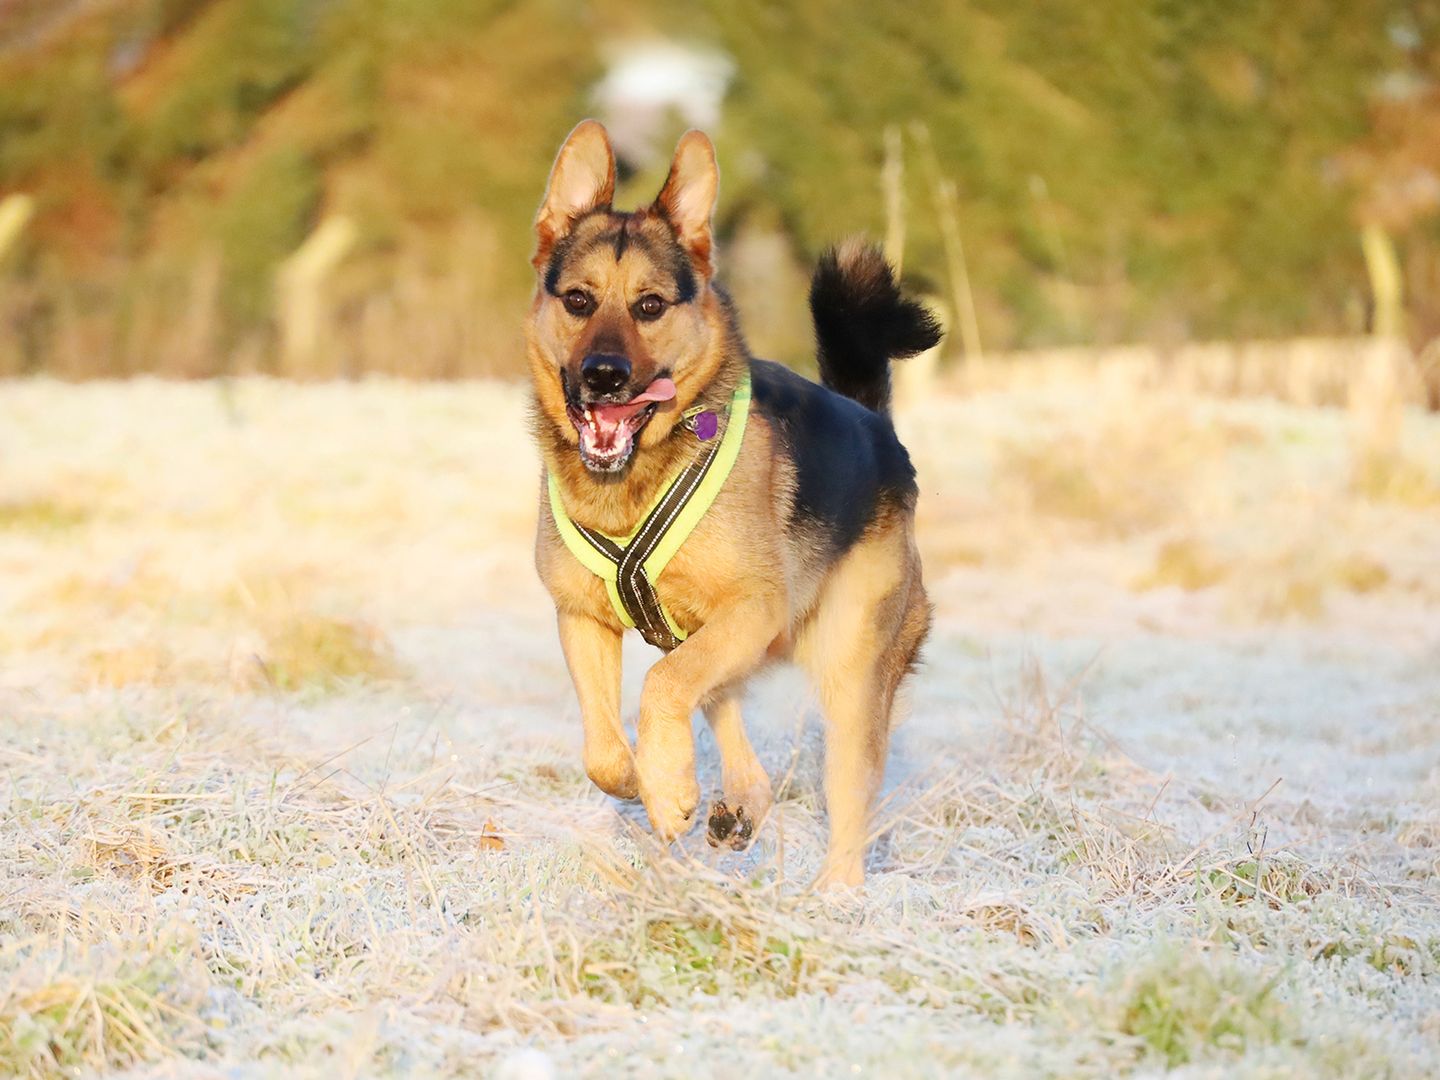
[654,129,719,275]
[534,120,616,268]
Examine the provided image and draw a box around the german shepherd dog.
[527,121,940,887]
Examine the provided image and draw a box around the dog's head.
[526,120,725,474]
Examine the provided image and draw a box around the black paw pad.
[706,800,756,851]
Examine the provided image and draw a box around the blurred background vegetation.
[0,0,1437,379]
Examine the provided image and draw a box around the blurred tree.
[0,0,1429,376]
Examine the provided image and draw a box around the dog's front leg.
[557,611,637,800]
[635,592,785,840]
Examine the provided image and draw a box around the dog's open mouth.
[567,377,676,472]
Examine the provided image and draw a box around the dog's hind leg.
[703,691,772,850]
[797,521,929,889]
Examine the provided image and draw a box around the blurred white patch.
[495,1048,557,1080]
[592,41,734,166]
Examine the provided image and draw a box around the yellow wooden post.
[1360,223,1403,340]
[0,193,35,266]
[276,216,357,376]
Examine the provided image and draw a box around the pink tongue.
[588,378,676,429]
[629,378,676,404]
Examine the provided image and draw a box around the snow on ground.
[1,369,1438,1078]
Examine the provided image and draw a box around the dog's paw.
[643,789,700,842]
[813,857,865,892]
[706,799,759,851]
[584,747,639,801]
[635,768,700,841]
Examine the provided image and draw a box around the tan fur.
[794,512,928,886]
[528,122,930,887]
[703,693,773,832]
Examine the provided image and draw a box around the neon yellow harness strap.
[546,479,636,628]
[643,374,749,580]
[546,372,751,648]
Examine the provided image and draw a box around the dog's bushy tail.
[808,241,943,416]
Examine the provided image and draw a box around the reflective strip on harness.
[546,372,751,651]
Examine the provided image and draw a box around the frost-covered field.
[2,369,1439,1078]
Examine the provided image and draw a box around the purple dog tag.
[693,411,718,441]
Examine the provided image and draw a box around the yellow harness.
[546,372,751,650]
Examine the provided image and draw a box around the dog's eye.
[563,290,594,316]
[634,294,666,321]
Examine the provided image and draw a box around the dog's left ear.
[534,119,616,269]
[654,129,719,275]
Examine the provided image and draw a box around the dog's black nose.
[580,353,631,395]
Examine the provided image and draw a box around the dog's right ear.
[533,120,616,269]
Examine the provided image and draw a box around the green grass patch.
[254,612,402,692]
[1139,537,1229,591]
[1312,930,1439,979]
[1352,452,1440,508]
[0,498,90,532]
[1196,855,1329,906]
[0,934,207,1078]
[1112,948,1296,1067]
[566,915,816,1006]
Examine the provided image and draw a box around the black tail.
[808,241,943,416]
